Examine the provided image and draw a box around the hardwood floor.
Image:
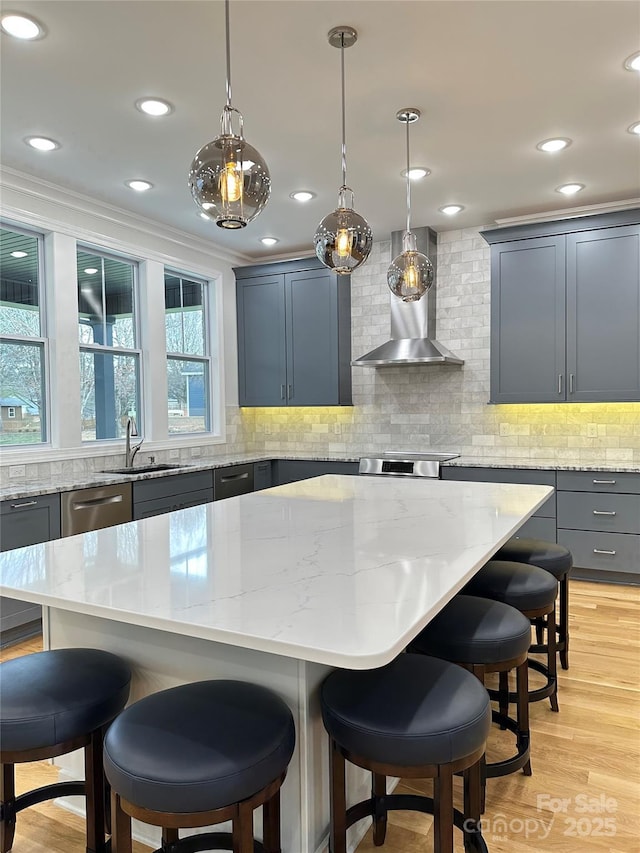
[1,580,638,852]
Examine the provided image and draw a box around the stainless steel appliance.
[61,483,132,536]
[359,451,460,479]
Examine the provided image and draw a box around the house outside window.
[77,247,140,441]
[0,224,47,445]
[164,270,211,434]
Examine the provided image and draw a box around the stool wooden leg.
[372,773,387,846]
[84,729,106,853]
[559,575,570,670]
[463,760,482,852]
[499,671,509,729]
[162,826,179,848]
[329,739,347,853]
[262,789,281,853]
[111,790,132,853]
[516,659,532,776]
[0,763,16,853]
[433,764,454,853]
[232,799,255,853]
[547,605,559,712]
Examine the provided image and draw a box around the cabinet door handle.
[569,373,575,393]
[593,548,616,555]
[558,374,563,395]
[280,384,286,400]
[593,479,616,485]
[288,384,293,400]
[592,510,616,516]
[10,500,38,508]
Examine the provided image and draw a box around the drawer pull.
[593,548,616,556]
[592,479,616,485]
[220,472,249,482]
[592,510,616,516]
[10,500,38,508]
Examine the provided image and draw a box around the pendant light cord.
[340,33,347,188]
[405,116,412,234]
[224,0,232,108]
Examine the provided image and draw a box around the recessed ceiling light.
[290,191,315,202]
[628,122,640,135]
[260,237,279,246]
[624,51,640,71]
[1,13,44,39]
[135,98,173,117]
[439,205,464,215]
[126,180,153,192]
[10,250,28,258]
[536,137,572,152]
[84,268,98,274]
[556,183,584,195]
[401,167,430,180]
[25,136,59,151]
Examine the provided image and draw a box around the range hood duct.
[352,226,464,367]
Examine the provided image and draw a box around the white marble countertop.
[0,475,552,668]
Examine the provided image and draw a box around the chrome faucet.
[125,417,143,468]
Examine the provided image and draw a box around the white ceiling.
[1,0,639,261]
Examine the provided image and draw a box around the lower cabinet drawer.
[557,529,640,574]
[133,488,214,520]
[512,516,556,543]
[557,492,640,534]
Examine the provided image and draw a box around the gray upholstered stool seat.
[321,654,491,853]
[410,594,531,664]
[410,596,533,796]
[464,560,559,712]
[1,648,131,853]
[104,680,295,853]
[495,537,573,670]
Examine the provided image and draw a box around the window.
[164,271,210,434]
[77,248,140,441]
[0,225,47,445]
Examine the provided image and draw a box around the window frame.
[0,222,50,446]
[164,268,213,436]
[76,244,142,443]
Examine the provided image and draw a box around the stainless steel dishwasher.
[61,483,132,536]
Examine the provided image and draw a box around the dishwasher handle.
[219,472,250,483]
[71,495,124,511]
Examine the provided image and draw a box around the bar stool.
[321,654,492,853]
[463,560,559,712]
[0,648,132,853]
[104,679,295,853]
[494,537,573,670]
[409,595,533,799]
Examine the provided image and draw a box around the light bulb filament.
[405,255,419,290]
[220,160,242,204]
[336,228,351,258]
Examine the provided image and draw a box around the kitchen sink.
[101,463,193,475]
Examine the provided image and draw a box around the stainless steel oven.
[359,451,460,479]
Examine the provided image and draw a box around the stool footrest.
[1,780,86,821]
[151,831,265,853]
[345,794,488,852]
[488,658,557,706]
[486,711,530,777]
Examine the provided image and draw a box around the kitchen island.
[0,475,552,853]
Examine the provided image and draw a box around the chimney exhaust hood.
[352,226,464,367]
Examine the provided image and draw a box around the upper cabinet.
[235,258,352,406]
[483,211,640,403]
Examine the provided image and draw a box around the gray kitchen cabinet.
[254,460,273,492]
[133,471,214,520]
[556,470,640,582]
[441,466,557,541]
[482,211,640,403]
[235,258,352,407]
[0,493,60,643]
[273,460,359,486]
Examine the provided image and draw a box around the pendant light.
[387,109,434,302]
[314,26,372,275]
[188,0,270,229]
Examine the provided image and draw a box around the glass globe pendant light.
[387,109,434,302]
[314,27,373,274]
[188,0,270,229]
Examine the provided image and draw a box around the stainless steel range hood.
[352,226,464,367]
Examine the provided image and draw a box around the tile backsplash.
[3,225,639,483]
